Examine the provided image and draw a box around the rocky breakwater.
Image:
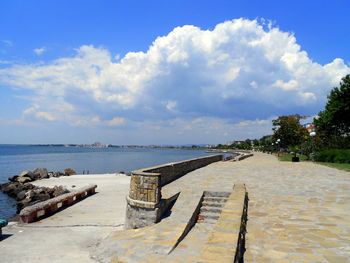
[0,168,77,215]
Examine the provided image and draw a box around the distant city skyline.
[1,0,349,144]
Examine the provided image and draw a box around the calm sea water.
[0,145,218,219]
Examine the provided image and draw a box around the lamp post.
[276,139,281,156]
[310,131,316,161]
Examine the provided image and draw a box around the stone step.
[198,211,220,220]
[203,197,228,203]
[201,201,224,208]
[203,191,230,198]
[200,207,222,214]
[197,217,218,224]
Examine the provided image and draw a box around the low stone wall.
[125,155,223,229]
[19,184,97,223]
[234,152,253,161]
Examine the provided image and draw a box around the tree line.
[216,74,350,159]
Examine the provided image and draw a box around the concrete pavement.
[0,173,130,263]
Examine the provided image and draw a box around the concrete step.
[198,211,220,220]
[201,201,224,208]
[203,197,228,203]
[197,217,218,224]
[200,207,222,214]
[203,191,230,198]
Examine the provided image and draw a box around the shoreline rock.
[0,167,76,216]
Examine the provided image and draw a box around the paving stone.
[94,152,350,262]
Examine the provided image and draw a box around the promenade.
[1,153,350,262]
[95,152,350,262]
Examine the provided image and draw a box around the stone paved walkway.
[206,152,350,263]
[231,153,350,262]
[168,152,350,262]
[95,152,350,262]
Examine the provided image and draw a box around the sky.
[0,0,349,145]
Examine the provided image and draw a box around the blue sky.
[0,0,349,144]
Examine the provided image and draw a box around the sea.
[0,144,220,219]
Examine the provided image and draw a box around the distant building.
[303,123,315,133]
[233,140,247,145]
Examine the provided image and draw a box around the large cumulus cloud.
[0,18,349,129]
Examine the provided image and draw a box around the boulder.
[25,190,36,199]
[33,168,49,179]
[53,171,64,177]
[16,190,26,201]
[52,185,69,197]
[64,168,76,176]
[16,177,32,184]
[16,198,32,213]
[0,182,24,198]
[19,170,34,178]
[0,182,35,199]
[8,175,19,182]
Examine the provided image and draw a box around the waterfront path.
[1,153,350,262]
[0,173,130,263]
[95,152,350,262]
[225,152,350,262]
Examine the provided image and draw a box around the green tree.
[272,114,308,148]
[314,75,350,149]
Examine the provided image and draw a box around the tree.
[314,75,350,148]
[272,114,308,148]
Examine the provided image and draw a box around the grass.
[277,153,309,162]
[277,153,350,172]
[316,162,350,172]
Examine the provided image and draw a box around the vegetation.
[272,114,308,148]
[315,162,350,172]
[314,149,350,163]
[216,139,253,150]
[278,153,309,162]
[214,74,350,168]
[314,74,350,150]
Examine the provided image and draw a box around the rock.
[2,167,74,214]
[8,175,19,182]
[16,177,32,184]
[33,168,49,179]
[0,182,35,199]
[0,182,23,198]
[16,190,26,201]
[19,170,34,178]
[53,171,64,177]
[64,168,76,176]
[52,185,69,197]
[16,198,32,213]
[25,190,35,199]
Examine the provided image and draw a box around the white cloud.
[1,40,13,47]
[0,18,349,141]
[22,104,55,121]
[33,47,46,55]
[107,117,125,126]
[35,111,55,121]
[165,100,177,111]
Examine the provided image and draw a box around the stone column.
[125,171,161,229]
